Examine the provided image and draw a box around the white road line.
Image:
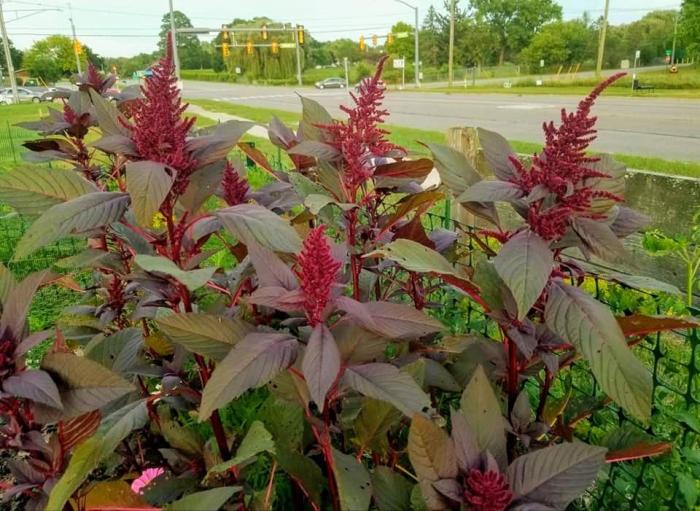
[211,91,349,101]
[496,104,557,110]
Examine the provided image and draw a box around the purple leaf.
[199,333,299,421]
[571,217,628,263]
[494,230,553,320]
[0,270,56,340]
[340,300,443,339]
[287,140,340,161]
[432,478,463,502]
[217,204,302,253]
[609,206,650,238]
[450,408,480,472]
[457,180,524,203]
[247,287,305,313]
[2,370,62,410]
[477,128,519,181]
[302,325,341,411]
[125,160,174,227]
[14,330,51,356]
[247,241,298,290]
[342,363,431,417]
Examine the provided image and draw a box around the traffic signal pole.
[68,3,81,74]
[294,26,302,86]
[169,0,181,79]
[595,0,610,77]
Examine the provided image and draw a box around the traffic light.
[222,42,230,57]
[371,34,378,47]
[271,40,279,55]
[73,40,83,55]
[387,33,394,45]
[359,35,366,51]
[261,24,268,41]
[297,25,305,45]
[221,25,229,42]
[246,40,254,55]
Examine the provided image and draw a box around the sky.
[1,0,682,58]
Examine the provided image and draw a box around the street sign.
[393,58,405,69]
[635,49,641,59]
[620,59,630,69]
[539,59,544,68]
[665,49,672,56]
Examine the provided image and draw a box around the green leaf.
[135,255,216,292]
[459,365,507,468]
[37,352,135,423]
[304,193,354,214]
[257,396,305,452]
[46,399,149,511]
[217,204,302,253]
[678,472,698,509]
[207,421,275,476]
[331,448,372,511]
[302,324,341,411]
[126,160,174,227]
[407,414,457,510]
[89,88,130,136]
[0,263,16,307]
[507,442,607,509]
[366,238,458,276]
[275,446,324,508]
[0,167,97,216]
[199,333,298,421]
[84,328,143,372]
[371,466,412,511]
[343,363,431,417]
[178,161,226,213]
[494,230,553,320]
[14,192,130,260]
[156,313,253,361]
[545,280,652,421]
[166,487,241,511]
[354,398,402,454]
[300,95,333,141]
[425,142,481,196]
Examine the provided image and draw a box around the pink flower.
[511,73,626,240]
[321,56,400,195]
[297,226,342,326]
[464,469,512,511]
[130,467,165,495]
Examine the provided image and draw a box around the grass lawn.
[187,98,700,179]
[418,85,700,99]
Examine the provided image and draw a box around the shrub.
[0,48,694,511]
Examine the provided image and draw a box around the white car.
[0,89,16,105]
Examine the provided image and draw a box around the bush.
[0,54,690,511]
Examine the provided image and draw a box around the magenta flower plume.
[322,56,399,195]
[130,467,165,494]
[221,161,250,206]
[511,73,625,240]
[464,469,512,511]
[129,39,196,192]
[297,226,342,326]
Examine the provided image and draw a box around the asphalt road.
[182,81,700,161]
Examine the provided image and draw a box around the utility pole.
[0,0,18,103]
[168,0,181,79]
[294,25,302,86]
[448,0,455,87]
[595,0,610,77]
[68,3,81,74]
[671,11,679,65]
[343,56,349,88]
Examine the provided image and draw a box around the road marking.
[496,103,557,110]
[214,91,349,101]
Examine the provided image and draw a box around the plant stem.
[263,460,277,510]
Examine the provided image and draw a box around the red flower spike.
[221,161,250,206]
[464,469,513,511]
[297,226,342,326]
[129,38,196,193]
[321,56,400,195]
[513,73,626,241]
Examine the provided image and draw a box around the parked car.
[0,90,15,105]
[1,87,45,103]
[314,77,346,89]
[40,86,73,102]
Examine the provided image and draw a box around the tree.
[23,35,84,81]
[520,19,596,71]
[159,11,204,69]
[327,38,363,63]
[0,37,22,70]
[680,0,700,57]
[469,0,562,64]
[623,10,678,64]
[420,5,444,67]
[386,21,415,61]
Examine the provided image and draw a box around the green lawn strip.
[411,86,700,99]
[187,99,700,179]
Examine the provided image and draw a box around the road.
[182,81,700,162]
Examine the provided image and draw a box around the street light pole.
[168,0,181,79]
[671,11,680,65]
[394,0,420,87]
[68,3,81,75]
[0,0,18,103]
[595,0,610,77]
[448,0,455,87]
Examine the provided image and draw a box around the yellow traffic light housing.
[221,26,229,41]
[261,24,268,41]
[271,40,280,55]
[359,35,366,51]
[297,25,305,45]
[73,40,83,55]
[222,42,230,57]
[387,33,394,45]
[246,40,254,55]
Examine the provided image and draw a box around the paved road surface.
[182,81,700,162]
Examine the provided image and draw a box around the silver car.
[0,87,45,103]
[0,89,15,105]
